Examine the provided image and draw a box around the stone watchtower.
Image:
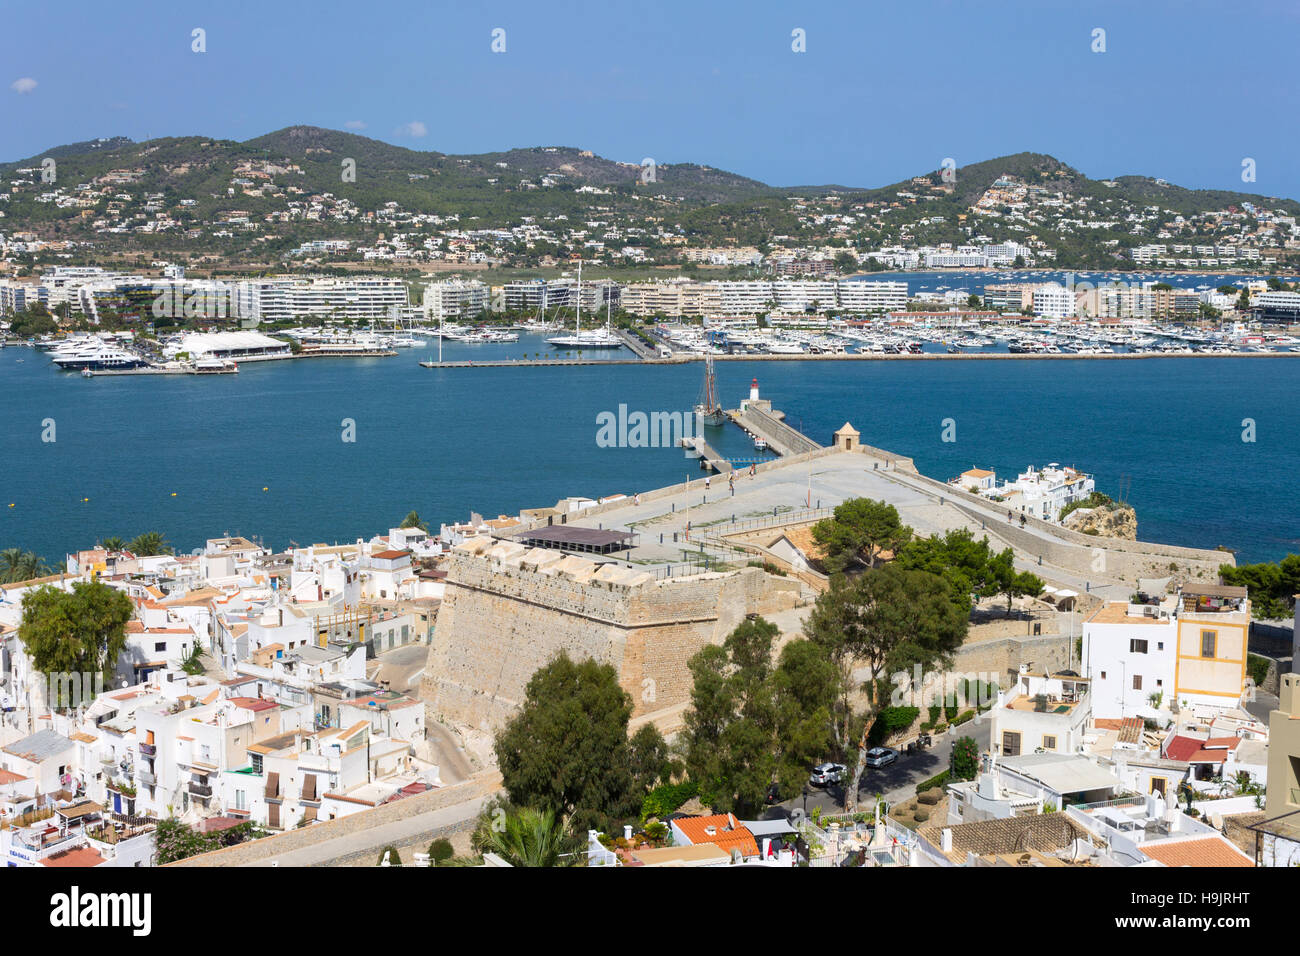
[832,422,860,451]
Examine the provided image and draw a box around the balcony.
[138,742,156,757]
[188,782,213,799]
[138,770,156,787]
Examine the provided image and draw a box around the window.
[1042,735,1057,751]
[1132,674,1143,691]
[1100,671,1107,680]
[1156,679,1163,687]
[1150,776,1167,796]
[250,753,263,774]
[1130,639,1148,654]
[1201,630,1217,659]
[154,641,167,652]
[1157,642,1164,651]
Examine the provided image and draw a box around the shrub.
[641,781,699,822]
[913,807,930,823]
[916,770,949,795]
[917,789,942,806]
[1247,654,1271,689]
[868,705,920,744]
[951,710,976,727]
[950,736,980,781]
[378,846,402,866]
[928,705,942,725]
[428,838,454,866]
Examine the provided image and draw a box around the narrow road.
[771,715,993,819]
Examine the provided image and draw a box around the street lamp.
[802,785,809,815]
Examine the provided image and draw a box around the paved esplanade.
[570,450,1133,602]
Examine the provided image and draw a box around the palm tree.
[479,807,580,868]
[101,536,126,552]
[399,511,429,532]
[127,531,172,556]
[0,548,50,583]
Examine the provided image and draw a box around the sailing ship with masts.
[546,259,624,348]
[695,355,725,426]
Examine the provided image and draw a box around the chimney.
[623,825,632,841]
[940,828,953,853]
[1280,673,1298,717]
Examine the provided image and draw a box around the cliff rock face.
[1063,504,1137,540]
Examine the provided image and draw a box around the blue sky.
[5,0,1299,197]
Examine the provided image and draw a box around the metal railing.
[710,507,833,536]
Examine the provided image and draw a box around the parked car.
[863,747,898,769]
[809,762,846,787]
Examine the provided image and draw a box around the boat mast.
[575,258,581,334]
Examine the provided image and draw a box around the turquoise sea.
[2,332,1296,566]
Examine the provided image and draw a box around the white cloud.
[396,120,427,138]
[344,120,367,130]
[10,77,37,94]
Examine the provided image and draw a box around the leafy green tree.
[811,498,912,574]
[684,617,839,814]
[127,531,172,556]
[0,548,50,584]
[1219,555,1300,619]
[19,581,134,688]
[802,576,863,755]
[950,735,981,781]
[399,510,429,532]
[895,529,1041,614]
[628,723,673,797]
[808,564,968,811]
[771,637,838,796]
[494,653,639,832]
[683,617,779,815]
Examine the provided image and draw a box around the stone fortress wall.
[420,537,802,735]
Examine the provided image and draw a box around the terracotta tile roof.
[0,769,28,785]
[1117,717,1144,745]
[673,813,758,858]
[228,696,278,712]
[371,549,411,561]
[1164,734,1240,763]
[41,846,106,867]
[1141,837,1253,868]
